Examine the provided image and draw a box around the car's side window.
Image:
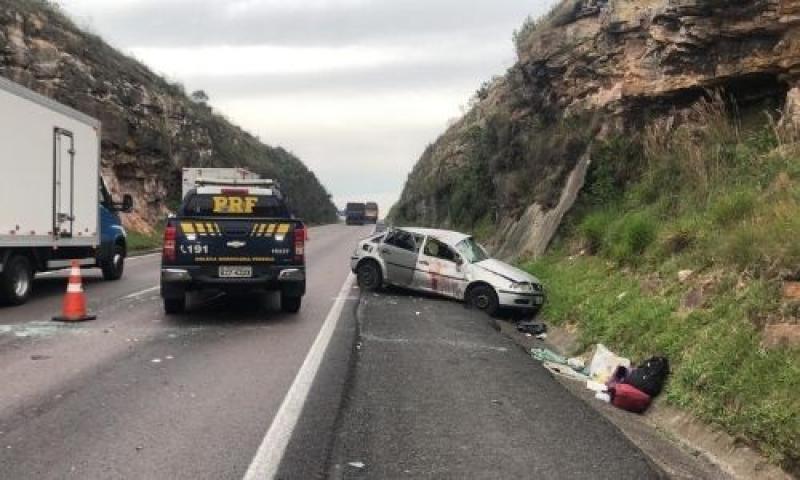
[384,230,421,252]
[423,238,458,263]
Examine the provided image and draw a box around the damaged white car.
[350,227,545,316]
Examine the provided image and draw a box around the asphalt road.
[2,223,665,480]
[0,224,371,480]
[327,288,663,479]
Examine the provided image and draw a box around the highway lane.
[0,224,370,479]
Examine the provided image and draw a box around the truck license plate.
[219,266,253,278]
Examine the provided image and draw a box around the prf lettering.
[213,196,258,214]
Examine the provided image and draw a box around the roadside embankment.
[521,104,800,476]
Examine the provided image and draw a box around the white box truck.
[0,76,133,306]
[181,167,260,199]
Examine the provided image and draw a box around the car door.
[414,237,468,299]
[379,230,422,287]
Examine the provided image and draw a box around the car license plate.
[219,266,253,278]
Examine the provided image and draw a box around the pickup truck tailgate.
[174,218,301,268]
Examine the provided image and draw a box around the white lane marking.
[121,285,160,300]
[242,273,356,480]
[127,252,161,261]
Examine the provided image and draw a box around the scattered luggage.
[623,356,670,397]
[611,384,652,414]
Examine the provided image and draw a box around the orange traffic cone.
[53,260,96,322]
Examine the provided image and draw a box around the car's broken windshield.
[455,238,488,263]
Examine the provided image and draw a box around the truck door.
[379,230,422,287]
[53,128,75,238]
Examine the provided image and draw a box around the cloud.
[59,0,560,213]
[63,0,545,48]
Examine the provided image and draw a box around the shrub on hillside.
[608,212,659,263]
[710,190,757,226]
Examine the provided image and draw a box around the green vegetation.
[524,95,800,474]
[126,226,164,253]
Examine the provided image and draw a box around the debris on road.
[348,461,365,469]
[588,344,630,383]
[531,347,567,365]
[151,358,162,364]
[543,361,590,381]
[30,355,51,361]
[531,344,671,414]
[517,321,547,335]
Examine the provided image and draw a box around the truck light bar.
[195,178,277,188]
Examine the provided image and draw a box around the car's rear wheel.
[163,295,186,314]
[356,261,381,291]
[0,255,33,306]
[468,284,499,316]
[281,294,302,313]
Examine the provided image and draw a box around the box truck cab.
[0,76,133,306]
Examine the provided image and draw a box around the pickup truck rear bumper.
[160,265,305,298]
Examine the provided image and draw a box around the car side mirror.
[120,194,134,213]
[455,255,464,266]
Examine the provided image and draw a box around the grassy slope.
[522,99,800,473]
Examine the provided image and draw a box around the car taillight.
[163,224,177,262]
[294,225,305,263]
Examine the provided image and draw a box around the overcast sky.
[60,0,558,213]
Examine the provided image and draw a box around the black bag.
[624,356,670,397]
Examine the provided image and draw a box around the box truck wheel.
[101,244,125,281]
[0,255,33,306]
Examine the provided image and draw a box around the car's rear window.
[183,193,290,218]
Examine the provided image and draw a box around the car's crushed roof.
[402,227,471,246]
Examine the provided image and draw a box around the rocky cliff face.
[0,0,337,232]
[391,0,800,259]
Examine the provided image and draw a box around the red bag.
[611,384,651,413]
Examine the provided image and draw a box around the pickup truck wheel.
[280,294,302,313]
[101,245,125,281]
[0,255,34,306]
[468,284,499,316]
[163,296,186,314]
[356,261,382,291]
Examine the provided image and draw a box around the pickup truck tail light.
[163,224,177,262]
[294,225,305,263]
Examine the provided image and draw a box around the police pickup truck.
[160,180,306,314]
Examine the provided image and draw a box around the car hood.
[474,258,541,285]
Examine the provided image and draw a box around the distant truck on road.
[182,167,260,200]
[345,203,366,225]
[0,76,133,306]
[160,178,306,314]
[364,202,379,224]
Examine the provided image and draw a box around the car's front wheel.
[356,261,382,291]
[467,284,499,316]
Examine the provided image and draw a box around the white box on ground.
[0,76,100,248]
[181,167,260,199]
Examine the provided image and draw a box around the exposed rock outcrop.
[0,0,337,231]
[391,0,800,259]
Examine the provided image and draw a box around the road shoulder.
[327,287,663,479]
